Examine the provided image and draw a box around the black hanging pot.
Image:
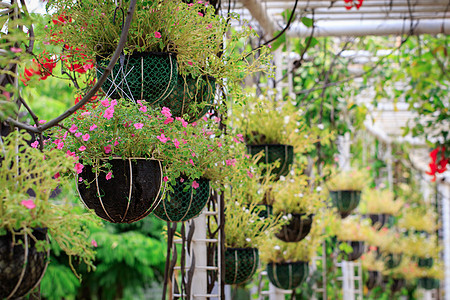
[158,75,216,122]
[267,261,309,290]
[224,248,259,285]
[247,144,294,179]
[275,214,313,243]
[340,241,365,261]
[418,277,440,290]
[366,270,383,290]
[153,177,210,222]
[97,52,178,102]
[77,158,164,223]
[0,228,49,299]
[329,190,361,218]
[417,257,434,268]
[368,213,394,229]
[385,253,402,269]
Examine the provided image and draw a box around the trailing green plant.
[361,250,385,272]
[0,130,98,273]
[260,234,321,264]
[367,227,404,255]
[385,256,419,281]
[360,189,403,215]
[334,216,372,242]
[326,168,369,191]
[402,235,441,259]
[397,206,440,233]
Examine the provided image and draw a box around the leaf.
[301,17,313,28]
[270,31,286,51]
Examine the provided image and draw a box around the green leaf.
[301,17,313,27]
[270,31,286,51]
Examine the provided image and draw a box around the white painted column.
[338,132,351,171]
[190,209,208,299]
[439,179,450,300]
[268,283,286,300]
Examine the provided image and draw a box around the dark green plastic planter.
[418,277,440,290]
[267,261,309,290]
[0,229,49,299]
[368,213,395,229]
[275,214,313,243]
[329,190,361,218]
[224,248,259,285]
[418,257,434,268]
[247,144,294,179]
[340,241,365,261]
[158,75,216,122]
[385,253,402,269]
[153,177,210,222]
[97,52,178,102]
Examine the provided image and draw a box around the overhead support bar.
[287,19,450,37]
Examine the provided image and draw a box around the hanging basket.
[366,270,383,290]
[77,158,164,223]
[340,241,365,261]
[275,214,313,243]
[418,277,440,290]
[385,253,402,269]
[267,261,309,290]
[368,213,394,229]
[247,144,294,179]
[153,177,211,222]
[417,257,434,268]
[0,229,49,299]
[224,247,259,285]
[157,75,216,122]
[389,278,405,293]
[97,52,178,102]
[329,190,361,218]
[255,204,273,219]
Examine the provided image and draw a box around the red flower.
[426,146,448,181]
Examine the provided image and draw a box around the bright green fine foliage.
[326,168,370,191]
[333,216,372,242]
[360,189,403,215]
[397,206,440,233]
[0,130,98,271]
[40,264,81,300]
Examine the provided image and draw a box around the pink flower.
[79,146,86,151]
[214,116,221,123]
[10,47,22,53]
[54,172,60,179]
[188,3,194,6]
[66,150,75,157]
[106,172,112,180]
[89,124,97,131]
[191,122,197,127]
[63,132,68,140]
[81,111,91,116]
[198,12,203,17]
[79,177,83,182]
[69,124,78,133]
[104,145,112,154]
[82,134,90,141]
[268,44,272,49]
[173,139,180,149]
[164,117,174,124]
[101,99,110,107]
[180,178,185,183]
[217,142,222,147]
[189,159,195,166]
[192,181,199,189]
[134,123,144,129]
[139,106,147,112]
[207,24,212,29]
[91,239,98,247]
[114,140,119,146]
[57,140,64,149]
[202,116,208,121]
[154,31,162,38]
[187,61,193,66]
[104,106,115,120]
[38,120,47,124]
[75,132,82,137]
[247,170,254,178]
[21,199,36,209]
[161,107,172,118]
[110,99,118,106]
[75,163,84,174]
[163,176,169,182]
[226,159,236,166]
[31,141,39,148]
[208,148,213,152]
[237,134,244,142]
[157,134,169,143]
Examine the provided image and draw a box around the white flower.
[282,215,288,220]
[294,129,299,133]
[284,116,290,124]
[274,245,281,250]
[317,123,324,130]
[316,186,322,192]
[287,213,292,219]
[246,238,251,242]
[235,201,240,206]
[280,176,286,181]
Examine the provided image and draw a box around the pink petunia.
[207,24,212,29]
[89,124,97,131]
[192,181,199,189]
[57,141,64,149]
[104,145,112,154]
[180,178,184,183]
[75,132,82,137]
[202,116,208,121]
[154,31,162,38]
[188,3,194,6]
[217,142,222,147]
[31,141,39,148]
[39,120,47,124]
[79,146,86,151]
[226,158,236,166]
[75,163,84,174]
[106,172,112,180]
[69,124,78,133]
[247,170,254,178]
[187,61,193,66]
[66,150,76,157]
[191,122,197,127]
[114,140,119,146]
[104,106,115,120]
[139,106,147,112]
[10,47,22,53]
[163,176,169,182]
[81,111,91,116]
[62,132,68,140]
[161,107,172,118]
[164,117,174,124]
[198,12,203,17]
[101,99,110,107]
[237,134,244,142]
[173,139,180,149]
[91,239,98,247]
[21,199,36,209]
[82,134,90,141]
[134,123,144,129]
[189,159,195,166]
[157,134,169,143]
[110,99,118,106]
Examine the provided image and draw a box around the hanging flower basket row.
[267,261,309,290]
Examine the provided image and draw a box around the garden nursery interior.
[0,0,449,299]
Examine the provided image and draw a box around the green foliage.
[326,169,370,191]
[360,189,403,215]
[40,264,80,300]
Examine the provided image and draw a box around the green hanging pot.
[247,144,294,179]
[417,257,434,268]
[385,253,403,269]
[157,75,216,122]
[153,177,211,222]
[0,229,49,299]
[224,247,259,285]
[275,214,313,243]
[368,213,395,230]
[340,241,366,261]
[97,52,178,103]
[418,277,440,290]
[329,190,361,218]
[267,261,309,290]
